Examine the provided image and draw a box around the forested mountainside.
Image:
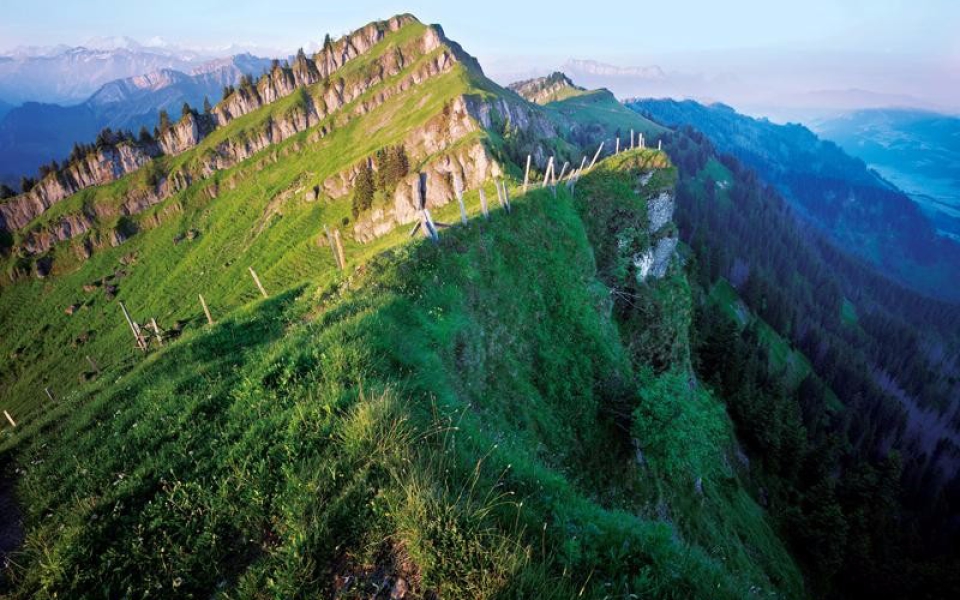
[660,125,960,598]
[627,99,960,302]
[0,13,957,600]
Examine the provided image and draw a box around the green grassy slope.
[0,150,804,598]
[549,89,667,140]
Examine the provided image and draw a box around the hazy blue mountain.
[628,98,960,301]
[0,54,272,188]
[0,45,213,106]
[813,108,960,241]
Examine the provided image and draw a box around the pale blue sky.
[3,0,956,57]
[2,0,958,112]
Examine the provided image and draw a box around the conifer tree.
[158,109,171,133]
[351,161,376,217]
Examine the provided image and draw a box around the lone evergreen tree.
[351,161,376,217]
[138,126,153,144]
[158,109,171,133]
[203,96,212,114]
[181,102,193,118]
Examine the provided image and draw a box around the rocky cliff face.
[0,15,424,236]
[158,113,215,155]
[0,142,159,230]
[634,189,677,281]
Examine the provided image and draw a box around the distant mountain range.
[628,98,960,301]
[0,53,272,188]
[0,47,206,106]
[813,108,960,242]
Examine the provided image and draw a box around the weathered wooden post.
[494,178,511,213]
[639,133,645,149]
[44,387,55,402]
[120,301,147,352]
[557,162,569,182]
[324,225,343,270]
[3,410,15,428]
[150,318,164,346]
[249,267,268,298]
[631,129,635,149]
[615,137,620,155]
[541,157,554,189]
[577,156,587,178]
[522,155,531,193]
[333,229,346,269]
[588,142,604,170]
[479,187,489,218]
[658,139,662,151]
[423,209,440,243]
[199,294,214,325]
[86,355,100,373]
[455,176,467,225]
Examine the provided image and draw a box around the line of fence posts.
[90,145,627,390]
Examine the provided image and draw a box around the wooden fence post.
[324,225,343,270]
[616,137,620,155]
[631,129,635,149]
[522,155,531,193]
[333,229,346,269]
[120,301,147,352]
[199,294,214,325]
[479,187,489,218]
[3,410,15,428]
[86,355,100,373]
[658,139,662,151]
[44,387,55,402]
[249,267,268,298]
[455,176,467,225]
[150,318,164,346]
[541,157,554,189]
[557,162,569,183]
[639,133,644,149]
[494,178,511,213]
[588,142,604,170]
[423,209,440,243]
